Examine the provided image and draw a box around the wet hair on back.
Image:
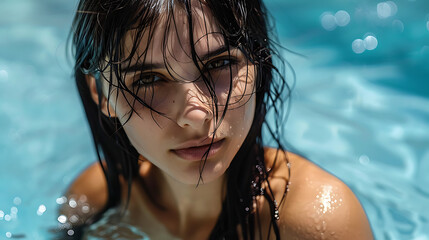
[65,0,292,239]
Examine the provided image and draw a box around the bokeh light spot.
[335,10,351,27]
[69,199,77,208]
[377,1,398,19]
[377,2,392,19]
[352,39,365,54]
[10,207,18,215]
[37,205,46,216]
[321,12,337,31]
[392,19,404,32]
[56,196,67,205]
[67,230,75,236]
[82,205,90,214]
[364,35,378,50]
[359,155,371,165]
[13,197,22,206]
[58,215,67,224]
[386,1,398,15]
[69,214,79,223]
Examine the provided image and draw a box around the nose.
[176,84,213,129]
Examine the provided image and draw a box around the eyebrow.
[120,45,229,73]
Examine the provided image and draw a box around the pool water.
[1,0,428,239]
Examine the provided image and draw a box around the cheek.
[224,90,256,139]
[245,93,256,121]
[131,84,176,111]
[108,91,171,151]
[121,115,153,146]
[213,65,256,108]
[120,114,169,160]
[109,85,177,120]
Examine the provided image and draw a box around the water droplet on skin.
[322,220,327,231]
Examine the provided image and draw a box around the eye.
[133,73,163,87]
[206,58,237,70]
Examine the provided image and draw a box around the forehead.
[122,1,225,66]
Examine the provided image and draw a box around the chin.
[172,159,229,185]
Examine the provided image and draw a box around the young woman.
[59,0,374,239]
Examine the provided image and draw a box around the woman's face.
[101,3,256,184]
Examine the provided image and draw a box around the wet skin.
[62,1,374,239]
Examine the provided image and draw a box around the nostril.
[176,104,213,129]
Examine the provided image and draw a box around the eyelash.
[133,57,238,87]
[133,74,163,87]
[205,57,237,71]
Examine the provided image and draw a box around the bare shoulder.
[262,148,374,240]
[58,162,108,223]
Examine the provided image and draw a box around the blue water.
[1,0,428,239]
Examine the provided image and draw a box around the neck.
[139,161,226,237]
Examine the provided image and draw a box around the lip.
[171,138,225,161]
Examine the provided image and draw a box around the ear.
[85,74,117,117]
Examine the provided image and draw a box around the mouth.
[171,138,225,161]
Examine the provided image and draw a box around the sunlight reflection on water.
[1,0,428,239]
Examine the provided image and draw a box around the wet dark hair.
[64,0,291,239]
